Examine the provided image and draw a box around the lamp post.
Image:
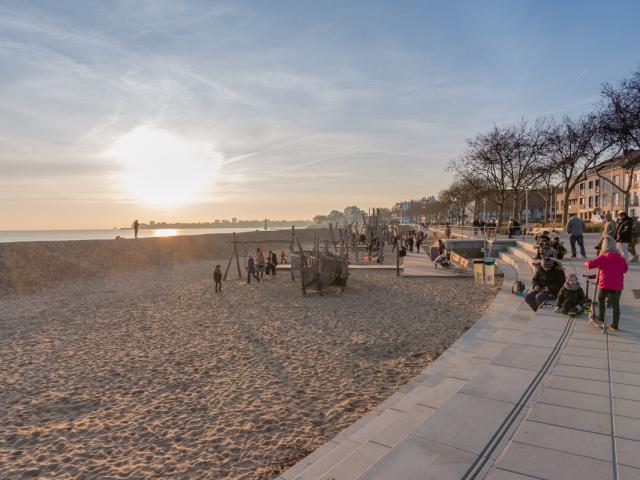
[525,187,530,235]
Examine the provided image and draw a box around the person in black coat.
[213,265,222,292]
[555,273,586,314]
[525,257,566,312]
[615,211,634,262]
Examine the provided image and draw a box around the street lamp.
[525,187,530,235]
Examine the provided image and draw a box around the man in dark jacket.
[525,257,566,312]
[615,211,634,262]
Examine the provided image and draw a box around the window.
[595,196,600,207]
[613,175,619,186]
[595,179,600,187]
[613,192,619,206]
[588,196,593,208]
[588,181,593,189]
[602,193,608,205]
[579,197,584,206]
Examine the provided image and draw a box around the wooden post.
[396,244,400,277]
[315,236,322,295]
[297,238,306,294]
[223,248,234,281]
[233,232,243,279]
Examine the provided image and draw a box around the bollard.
[484,257,496,286]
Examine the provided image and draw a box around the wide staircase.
[278,236,640,480]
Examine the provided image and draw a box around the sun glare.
[107,126,223,205]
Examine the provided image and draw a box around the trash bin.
[484,257,496,286]
[473,259,484,286]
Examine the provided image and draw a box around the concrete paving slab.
[415,377,467,409]
[553,364,610,382]
[567,338,607,350]
[350,409,403,443]
[563,346,608,359]
[558,354,608,370]
[293,440,361,480]
[527,403,611,434]
[460,364,537,405]
[510,421,612,461]
[612,382,640,401]
[318,441,390,480]
[495,442,613,480]
[614,397,640,419]
[492,343,554,371]
[615,437,640,470]
[391,385,434,412]
[545,375,610,397]
[485,468,539,479]
[537,387,610,414]
[372,404,436,448]
[473,341,509,359]
[413,393,513,455]
[619,465,640,480]
[611,358,640,374]
[615,415,640,441]
[611,350,640,363]
[358,435,476,480]
[510,330,562,348]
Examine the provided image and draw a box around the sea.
[0,227,302,243]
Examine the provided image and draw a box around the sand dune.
[0,232,497,479]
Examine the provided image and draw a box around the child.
[280,249,288,264]
[213,265,222,292]
[585,235,628,330]
[555,273,585,315]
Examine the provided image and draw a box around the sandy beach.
[0,232,497,479]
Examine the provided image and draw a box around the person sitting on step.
[525,257,566,312]
[555,273,585,315]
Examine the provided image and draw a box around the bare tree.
[595,69,640,212]
[544,115,611,223]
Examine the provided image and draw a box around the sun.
[106,126,223,205]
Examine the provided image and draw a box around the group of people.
[393,230,426,255]
[211,248,289,292]
[471,219,498,238]
[245,248,288,283]
[533,231,567,260]
[524,210,636,331]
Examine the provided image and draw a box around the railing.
[429,225,497,240]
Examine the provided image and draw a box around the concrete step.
[498,251,535,280]
[515,240,537,255]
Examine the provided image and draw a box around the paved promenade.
[279,232,640,480]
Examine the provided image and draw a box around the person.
[416,236,422,253]
[555,273,585,315]
[550,237,567,260]
[133,219,139,239]
[565,212,586,258]
[513,219,521,238]
[508,219,514,238]
[437,239,446,255]
[280,249,288,264]
[525,257,566,312]
[445,223,451,239]
[434,251,450,268]
[630,216,639,263]
[408,235,414,252]
[213,264,222,292]
[270,250,278,276]
[615,211,634,263]
[585,236,628,330]
[256,248,266,279]
[398,245,407,258]
[602,213,616,238]
[246,254,259,283]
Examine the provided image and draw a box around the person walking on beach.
[270,250,278,276]
[615,211,634,262]
[133,219,139,239]
[566,212,586,258]
[246,254,259,283]
[585,236,628,330]
[213,265,222,292]
[256,248,266,279]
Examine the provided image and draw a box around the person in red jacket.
[585,236,629,330]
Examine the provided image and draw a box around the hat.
[602,235,618,253]
[542,257,555,268]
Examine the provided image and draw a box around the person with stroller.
[525,257,566,312]
[585,236,628,330]
[555,273,585,315]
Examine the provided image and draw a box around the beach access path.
[279,231,640,480]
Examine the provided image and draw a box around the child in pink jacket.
[585,236,628,330]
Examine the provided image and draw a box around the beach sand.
[0,234,497,479]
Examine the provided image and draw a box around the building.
[557,150,640,221]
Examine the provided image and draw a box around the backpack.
[512,280,526,296]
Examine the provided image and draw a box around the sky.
[1,0,639,229]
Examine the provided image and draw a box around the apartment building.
[558,150,640,220]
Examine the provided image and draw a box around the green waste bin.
[483,257,496,286]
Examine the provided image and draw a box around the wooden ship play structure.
[223,227,350,295]
[344,208,396,264]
